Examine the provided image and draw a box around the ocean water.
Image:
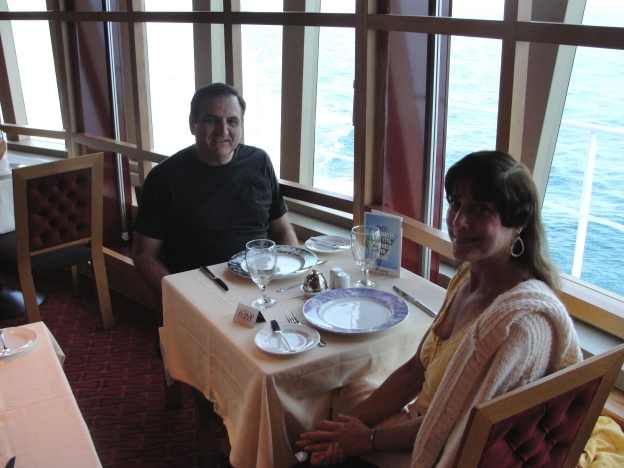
[240,3,623,297]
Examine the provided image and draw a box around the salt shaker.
[329,267,342,289]
[335,271,350,289]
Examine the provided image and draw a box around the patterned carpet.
[0,269,226,468]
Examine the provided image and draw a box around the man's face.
[189,94,243,166]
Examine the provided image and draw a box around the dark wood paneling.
[67,0,132,252]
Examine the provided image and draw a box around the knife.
[393,286,437,318]
[5,456,15,468]
[270,320,296,352]
[310,237,343,249]
[200,266,229,291]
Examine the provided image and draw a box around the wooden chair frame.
[12,152,115,328]
[453,343,624,468]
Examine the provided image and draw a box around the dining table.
[0,321,102,467]
[160,246,446,468]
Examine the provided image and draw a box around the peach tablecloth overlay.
[0,322,102,468]
[161,249,445,468]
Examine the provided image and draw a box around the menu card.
[365,210,403,277]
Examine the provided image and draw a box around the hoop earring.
[511,236,524,258]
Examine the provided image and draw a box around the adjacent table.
[160,249,445,468]
[0,322,102,467]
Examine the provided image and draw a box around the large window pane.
[144,1,195,154]
[443,33,501,226]
[450,0,503,21]
[7,0,62,132]
[543,45,624,297]
[240,1,283,175]
[313,1,355,196]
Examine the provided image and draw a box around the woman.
[296,151,582,467]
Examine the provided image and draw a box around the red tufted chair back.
[478,378,600,467]
[12,153,115,328]
[453,343,624,468]
[26,167,93,252]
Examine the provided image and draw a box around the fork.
[0,329,10,356]
[285,310,326,347]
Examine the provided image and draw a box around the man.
[132,83,298,294]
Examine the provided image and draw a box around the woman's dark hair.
[190,83,246,120]
[445,150,560,290]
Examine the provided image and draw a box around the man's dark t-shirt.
[133,144,288,273]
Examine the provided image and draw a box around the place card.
[233,303,266,328]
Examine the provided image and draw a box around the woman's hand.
[297,414,373,463]
[309,442,345,466]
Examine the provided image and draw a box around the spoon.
[277,260,328,292]
[0,329,10,356]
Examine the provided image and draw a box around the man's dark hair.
[190,83,246,120]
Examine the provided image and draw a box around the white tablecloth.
[161,249,445,468]
[0,322,102,468]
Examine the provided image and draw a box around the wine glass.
[246,239,278,309]
[351,225,381,288]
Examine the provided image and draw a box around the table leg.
[192,388,230,468]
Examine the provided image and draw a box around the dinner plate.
[228,245,317,279]
[304,235,350,253]
[303,288,408,334]
[255,323,320,355]
[0,327,38,357]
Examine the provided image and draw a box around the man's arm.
[132,232,170,296]
[268,213,298,246]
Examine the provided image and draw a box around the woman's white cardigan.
[410,279,582,468]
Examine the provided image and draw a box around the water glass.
[246,239,278,309]
[351,225,381,288]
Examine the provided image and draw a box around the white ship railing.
[449,101,624,281]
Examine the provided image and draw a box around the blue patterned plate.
[303,288,408,334]
[228,245,317,279]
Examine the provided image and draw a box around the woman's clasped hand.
[297,414,373,465]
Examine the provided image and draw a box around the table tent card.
[365,210,403,277]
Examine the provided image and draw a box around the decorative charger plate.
[303,288,408,334]
[304,235,351,254]
[228,245,317,279]
[0,327,39,358]
[255,323,320,355]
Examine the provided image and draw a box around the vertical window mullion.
[280,0,307,183]
[299,9,319,185]
[0,0,28,137]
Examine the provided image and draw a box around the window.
[240,1,283,175]
[313,1,355,196]
[6,0,62,136]
[144,0,194,155]
[442,0,502,226]
[543,41,624,297]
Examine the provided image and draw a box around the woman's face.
[446,182,518,265]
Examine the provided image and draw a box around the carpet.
[0,269,227,467]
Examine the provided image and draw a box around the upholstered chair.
[12,152,115,328]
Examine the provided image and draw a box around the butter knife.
[200,266,229,291]
[270,320,296,352]
[393,286,437,318]
[5,456,16,468]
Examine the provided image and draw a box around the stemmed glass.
[246,239,278,309]
[351,225,381,288]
